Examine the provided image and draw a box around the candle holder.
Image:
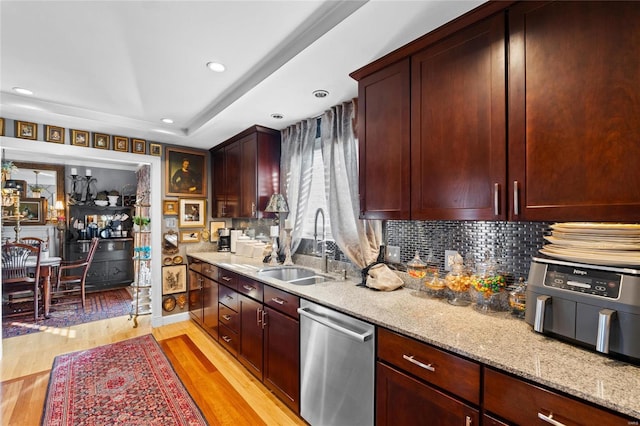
[269,235,280,266]
[69,174,83,203]
[283,227,294,265]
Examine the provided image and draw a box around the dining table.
[27,256,62,318]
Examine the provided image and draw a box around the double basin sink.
[257,266,328,286]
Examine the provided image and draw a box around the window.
[300,137,333,242]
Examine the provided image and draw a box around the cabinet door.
[376,362,479,426]
[211,148,227,217]
[411,13,506,220]
[509,1,640,221]
[238,134,258,218]
[357,58,411,220]
[238,294,264,380]
[202,276,218,339]
[264,306,299,414]
[224,143,240,218]
[188,269,203,324]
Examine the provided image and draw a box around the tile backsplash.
[385,220,551,282]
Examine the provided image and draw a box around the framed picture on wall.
[45,125,65,144]
[113,136,129,152]
[165,147,206,197]
[93,133,109,149]
[179,230,200,243]
[3,198,47,225]
[0,118,4,136]
[162,264,187,295]
[132,138,146,154]
[16,121,37,140]
[178,198,205,228]
[150,143,162,156]
[71,129,90,146]
[163,199,178,215]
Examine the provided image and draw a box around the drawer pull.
[242,284,255,292]
[261,309,267,329]
[221,335,232,343]
[513,180,520,215]
[271,297,285,305]
[221,276,232,282]
[402,354,435,372]
[222,314,232,321]
[225,294,233,300]
[465,415,472,426]
[256,308,262,326]
[538,412,567,426]
[493,183,499,216]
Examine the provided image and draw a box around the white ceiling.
[0,0,485,151]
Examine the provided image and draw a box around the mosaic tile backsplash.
[385,220,551,283]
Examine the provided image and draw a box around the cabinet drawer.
[218,268,238,290]
[238,277,263,302]
[202,263,218,280]
[264,285,299,319]
[218,285,238,311]
[219,303,239,333]
[484,368,632,425]
[218,324,238,357]
[377,328,480,405]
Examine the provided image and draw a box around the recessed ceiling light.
[13,87,34,96]
[270,113,284,120]
[161,118,174,124]
[206,62,226,72]
[313,89,329,98]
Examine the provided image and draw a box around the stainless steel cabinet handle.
[251,202,256,217]
[596,309,617,353]
[221,276,232,282]
[538,412,567,426]
[225,294,233,300]
[534,295,551,333]
[261,309,267,329]
[221,335,232,343]
[494,183,499,216]
[222,314,232,321]
[465,415,472,426]
[256,308,262,326]
[297,307,373,342]
[402,354,435,372]
[513,180,520,215]
[271,297,285,305]
[242,284,255,292]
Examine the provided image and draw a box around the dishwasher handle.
[297,306,373,343]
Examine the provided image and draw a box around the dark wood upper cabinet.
[411,13,506,220]
[357,58,411,220]
[210,125,280,219]
[508,1,640,221]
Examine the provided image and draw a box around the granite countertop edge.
[187,252,640,420]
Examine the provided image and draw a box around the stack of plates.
[539,222,640,266]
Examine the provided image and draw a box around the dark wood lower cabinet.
[264,306,299,413]
[238,294,264,379]
[376,362,479,426]
[202,276,218,339]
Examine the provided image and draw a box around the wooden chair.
[19,236,49,250]
[52,237,99,309]
[1,242,42,321]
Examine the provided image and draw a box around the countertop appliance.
[217,228,230,252]
[526,256,640,363]
[298,299,375,426]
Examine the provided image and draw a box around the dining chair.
[1,242,42,321]
[52,237,99,309]
[20,236,49,250]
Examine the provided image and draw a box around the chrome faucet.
[313,208,328,272]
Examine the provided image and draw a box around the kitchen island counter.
[188,251,640,420]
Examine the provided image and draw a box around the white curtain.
[320,100,383,268]
[280,119,317,253]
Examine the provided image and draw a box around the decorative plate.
[172,255,184,264]
[163,257,173,265]
[176,294,187,309]
[162,295,176,312]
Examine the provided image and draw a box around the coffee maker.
[218,228,231,252]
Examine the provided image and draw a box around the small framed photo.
[16,121,37,140]
[45,125,65,143]
[0,118,4,136]
[150,143,162,156]
[179,230,200,243]
[163,199,178,215]
[210,221,226,242]
[179,198,205,228]
[4,197,47,225]
[132,138,146,154]
[93,133,110,149]
[113,136,129,152]
[162,264,187,295]
[71,129,90,146]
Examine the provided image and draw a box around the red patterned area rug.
[41,334,208,426]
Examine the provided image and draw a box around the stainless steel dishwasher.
[298,299,375,426]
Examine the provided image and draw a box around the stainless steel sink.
[257,266,327,285]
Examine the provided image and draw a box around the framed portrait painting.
[71,129,90,147]
[45,125,65,143]
[162,264,187,295]
[16,121,37,140]
[178,198,205,228]
[165,147,206,197]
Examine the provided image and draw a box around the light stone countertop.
[188,252,640,420]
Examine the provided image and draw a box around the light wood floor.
[0,315,306,426]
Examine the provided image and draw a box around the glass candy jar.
[509,277,527,318]
[445,254,472,306]
[470,254,506,313]
[407,251,427,281]
[423,251,445,297]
